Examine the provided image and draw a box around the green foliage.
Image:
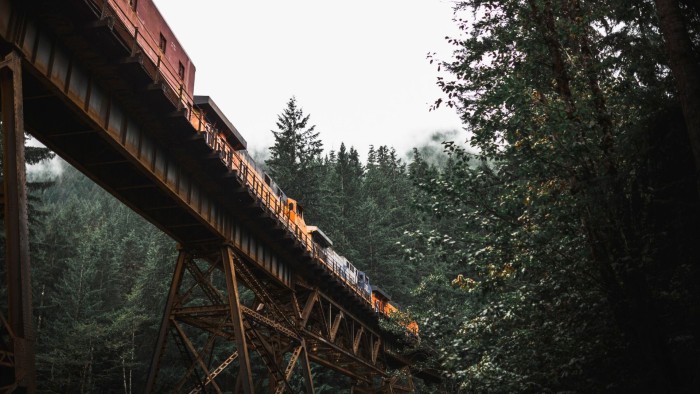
[401,0,700,392]
[0,131,54,334]
[314,143,365,262]
[30,164,176,392]
[265,96,324,218]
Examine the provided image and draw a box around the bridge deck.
[2,0,377,315]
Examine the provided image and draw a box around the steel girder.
[293,284,414,393]
[145,244,414,393]
[145,245,315,394]
[1,50,37,393]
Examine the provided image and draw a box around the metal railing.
[89,0,195,114]
[201,129,371,303]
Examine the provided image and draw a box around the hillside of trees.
[3,0,700,392]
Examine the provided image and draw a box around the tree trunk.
[528,0,577,117]
[654,0,700,195]
[122,357,128,394]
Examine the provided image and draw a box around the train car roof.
[194,96,247,150]
[308,226,333,248]
[371,285,392,300]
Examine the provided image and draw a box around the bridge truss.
[145,244,414,393]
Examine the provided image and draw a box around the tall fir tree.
[354,146,416,300]
[265,97,324,220]
[324,143,364,263]
[30,164,178,392]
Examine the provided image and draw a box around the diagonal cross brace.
[188,351,239,394]
[274,345,303,394]
[172,320,224,394]
[229,250,297,330]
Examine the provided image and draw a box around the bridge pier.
[145,244,316,394]
[221,244,255,393]
[144,242,418,393]
[0,50,36,393]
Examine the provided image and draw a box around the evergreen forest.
[2,0,700,392]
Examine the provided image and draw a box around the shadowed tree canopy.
[408,0,700,391]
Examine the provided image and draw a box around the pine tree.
[323,144,364,262]
[265,97,323,217]
[30,164,177,391]
[354,146,416,299]
[0,130,54,301]
[311,150,340,236]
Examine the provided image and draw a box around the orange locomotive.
[372,287,419,336]
[193,112,420,338]
[104,0,418,337]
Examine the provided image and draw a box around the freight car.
[104,0,417,335]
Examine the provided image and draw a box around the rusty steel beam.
[274,345,302,394]
[302,328,385,376]
[1,50,37,393]
[353,327,365,355]
[299,340,315,394]
[188,350,239,394]
[147,247,258,393]
[173,331,220,393]
[307,353,370,384]
[145,248,188,392]
[300,288,319,327]
[148,245,328,394]
[172,320,224,394]
[330,311,344,342]
[222,245,254,394]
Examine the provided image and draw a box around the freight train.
[102,0,417,335]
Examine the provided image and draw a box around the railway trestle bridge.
[0,0,436,392]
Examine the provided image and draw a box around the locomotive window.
[178,62,185,79]
[289,202,294,211]
[159,33,167,53]
[129,0,137,10]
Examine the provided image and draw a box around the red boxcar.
[103,0,196,103]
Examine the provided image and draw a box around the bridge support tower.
[145,243,415,393]
[0,50,36,393]
[145,244,316,394]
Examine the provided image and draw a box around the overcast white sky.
[152,0,464,159]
